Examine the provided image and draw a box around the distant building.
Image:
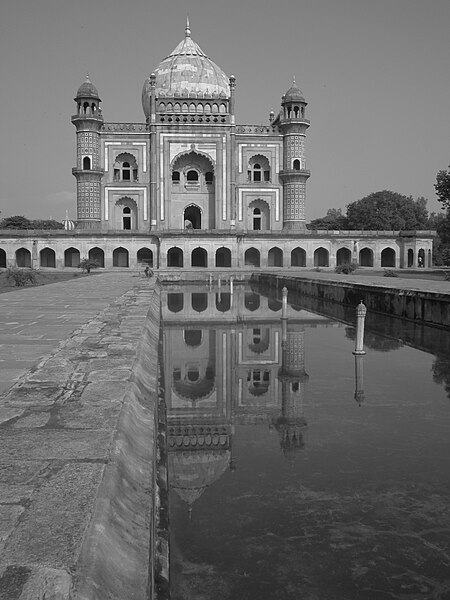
[0,20,434,270]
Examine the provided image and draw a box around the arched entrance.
[268,247,283,267]
[167,247,183,268]
[418,248,425,267]
[137,247,153,267]
[40,248,56,268]
[407,248,414,268]
[359,248,373,267]
[191,247,207,267]
[113,247,129,267]
[184,205,201,230]
[64,247,80,267]
[16,248,31,268]
[215,247,231,267]
[381,248,396,267]
[0,248,6,268]
[88,247,105,268]
[336,247,352,265]
[314,247,329,267]
[291,247,306,267]
[244,248,260,267]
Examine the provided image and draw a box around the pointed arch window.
[248,155,270,182]
[113,153,138,182]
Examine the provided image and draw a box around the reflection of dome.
[76,75,99,99]
[142,19,230,118]
[169,450,231,506]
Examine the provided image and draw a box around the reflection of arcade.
[162,285,332,511]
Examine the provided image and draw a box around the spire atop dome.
[185,14,191,38]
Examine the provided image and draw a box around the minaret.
[71,75,104,229]
[278,78,310,231]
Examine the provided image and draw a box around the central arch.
[245,247,260,267]
[314,247,329,267]
[184,205,201,230]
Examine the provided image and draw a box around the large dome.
[142,19,230,117]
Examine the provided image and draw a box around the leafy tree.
[0,215,32,229]
[307,208,348,230]
[32,219,64,230]
[346,191,429,230]
[435,166,450,210]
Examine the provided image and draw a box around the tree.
[32,219,64,230]
[435,166,450,210]
[0,215,32,229]
[346,191,429,230]
[307,208,348,230]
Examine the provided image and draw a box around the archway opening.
[216,292,231,312]
[407,248,414,268]
[184,329,202,347]
[40,248,56,268]
[359,247,373,267]
[268,247,283,267]
[245,247,260,267]
[113,247,129,267]
[418,248,425,268]
[245,293,260,311]
[192,293,208,312]
[64,247,80,268]
[88,247,105,268]
[191,247,207,268]
[291,247,306,267]
[167,247,183,268]
[336,247,352,265]
[314,247,329,267]
[137,247,153,267]
[184,205,201,230]
[167,293,184,313]
[16,248,31,268]
[0,248,6,268]
[215,247,231,268]
[381,248,396,268]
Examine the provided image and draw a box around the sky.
[1,0,449,222]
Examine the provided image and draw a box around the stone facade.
[0,20,435,270]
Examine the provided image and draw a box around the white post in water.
[218,277,222,290]
[209,273,213,287]
[281,286,288,320]
[353,301,367,355]
[230,276,234,295]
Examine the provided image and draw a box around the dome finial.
[86,72,91,82]
[292,75,296,86]
[185,14,191,37]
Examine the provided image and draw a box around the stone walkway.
[0,272,155,600]
[0,273,140,396]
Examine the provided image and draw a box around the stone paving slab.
[0,272,156,599]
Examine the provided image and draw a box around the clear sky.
[1,0,449,221]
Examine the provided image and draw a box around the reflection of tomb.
[162,285,332,508]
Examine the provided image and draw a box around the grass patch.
[0,269,88,294]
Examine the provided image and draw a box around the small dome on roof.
[284,77,305,103]
[62,211,76,231]
[76,75,99,99]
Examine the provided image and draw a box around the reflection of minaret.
[354,354,365,406]
[273,323,308,457]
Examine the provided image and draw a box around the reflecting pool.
[160,283,450,600]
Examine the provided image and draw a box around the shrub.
[384,269,399,277]
[78,259,99,274]
[335,262,357,274]
[6,268,37,287]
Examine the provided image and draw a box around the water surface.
[161,284,450,600]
